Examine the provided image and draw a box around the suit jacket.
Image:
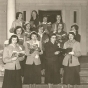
[3,44,24,70]
[62,40,81,66]
[24,40,41,65]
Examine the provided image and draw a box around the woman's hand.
[54,51,60,55]
[35,54,39,59]
[69,51,74,55]
[39,50,43,55]
[57,43,60,47]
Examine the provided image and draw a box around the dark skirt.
[63,66,80,85]
[45,60,61,84]
[40,52,46,70]
[20,56,27,77]
[2,69,22,88]
[23,64,41,84]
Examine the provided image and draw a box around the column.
[7,0,16,39]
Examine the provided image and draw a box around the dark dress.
[56,31,68,68]
[75,34,81,42]
[38,32,49,70]
[30,18,39,27]
[18,35,26,77]
[23,64,41,84]
[63,40,81,85]
[2,69,22,88]
[44,41,61,84]
[63,66,80,85]
[30,17,39,32]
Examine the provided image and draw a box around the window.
[74,11,77,23]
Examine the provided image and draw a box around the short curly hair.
[14,26,24,34]
[30,31,38,40]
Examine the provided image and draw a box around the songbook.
[11,51,25,57]
[57,48,72,55]
[65,48,72,54]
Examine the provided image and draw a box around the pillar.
[7,0,16,39]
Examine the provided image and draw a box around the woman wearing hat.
[24,21,31,42]
[63,32,81,86]
[23,32,43,87]
[70,24,81,42]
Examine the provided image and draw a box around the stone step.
[80,76,88,84]
[0,76,88,85]
[22,85,88,88]
[80,68,88,76]
[0,76,3,82]
[74,85,88,88]
[80,63,88,68]
[79,56,88,63]
[0,82,3,88]
[0,79,88,88]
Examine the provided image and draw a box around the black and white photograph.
[0,0,88,88]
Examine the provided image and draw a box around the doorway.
[38,10,62,24]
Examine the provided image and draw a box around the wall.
[16,0,87,55]
[0,0,7,48]
[86,2,88,55]
[0,0,87,55]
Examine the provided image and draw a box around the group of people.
[2,10,81,88]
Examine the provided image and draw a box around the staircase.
[80,63,88,84]
[0,56,88,88]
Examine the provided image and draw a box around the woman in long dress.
[30,10,39,32]
[23,32,43,87]
[2,35,25,88]
[63,32,81,86]
[44,34,61,85]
